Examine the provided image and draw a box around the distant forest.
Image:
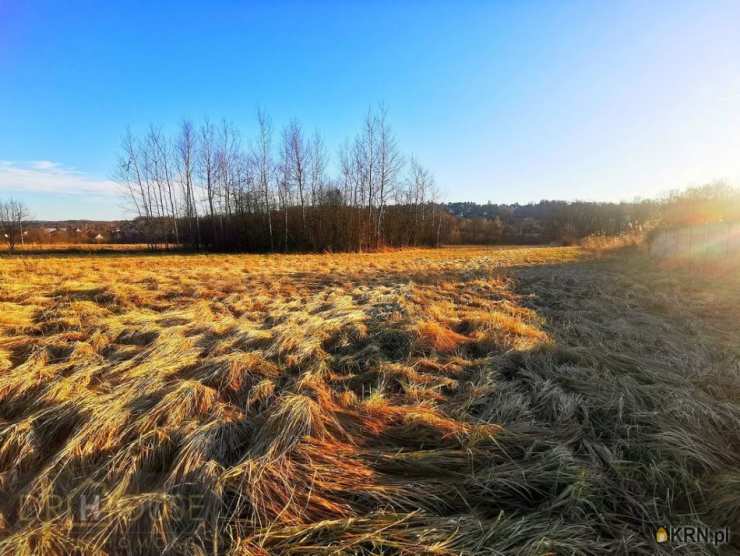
[445,200,657,245]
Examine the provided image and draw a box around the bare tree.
[284,120,308,245]
[374,105,403,247]
[0,199,30,251]
[199,119,218,244]
[118,129,159,247]
[278,126,293,252]
[216,120,240,218]
[308,131,328,249]
[401,157,434,245]
[360,110,377,249]
[339,139,360,250]
[147,126,179,246]
[176,120,201,248]
[255,109,274,251]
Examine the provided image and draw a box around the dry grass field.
[3,243,170,254]
[0,245,738,554]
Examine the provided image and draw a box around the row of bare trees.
[118,107,449,252]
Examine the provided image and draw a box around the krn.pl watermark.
[656,525,730,547]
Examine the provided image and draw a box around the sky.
[1,1,740,220]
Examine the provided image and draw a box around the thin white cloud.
[30,160,62,171]
[0,161,119,196]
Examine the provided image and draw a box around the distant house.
[94,233,105,242]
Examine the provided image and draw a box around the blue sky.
[1,0,739,220]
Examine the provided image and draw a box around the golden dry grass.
[2,243,157,253]
[0,245,738,554]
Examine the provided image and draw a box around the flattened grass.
[0,245,737,554]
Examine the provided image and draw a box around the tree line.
[117,107,450,252]
[4,130,737,253]
[446,184,739,245]
[447,199,659,244]
[658,182,740,229]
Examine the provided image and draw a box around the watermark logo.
[656,525,730,546]
[79,494,102,522]
[656,527,668,543]
[17,478,210,530]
